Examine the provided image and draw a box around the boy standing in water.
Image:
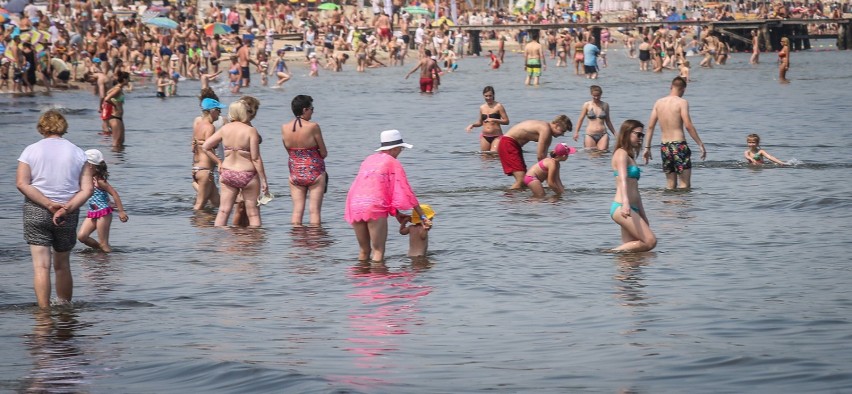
[644,76,707,190]
[523,30,545,86]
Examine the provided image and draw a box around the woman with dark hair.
[16,110,94,307]
[281,95,328,226]
[465,86,509,152]
[102,71,129,149]
[609,119,656,252]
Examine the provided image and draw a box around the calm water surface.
[1,46,851,393]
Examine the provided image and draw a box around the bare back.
[281,118,327,155]
[524,40,543,61]
[651,95,689,142]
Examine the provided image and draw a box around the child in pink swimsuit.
[524,143,576,197]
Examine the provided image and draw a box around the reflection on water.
[613,253,652,308]
[215,227,269,257]
[78,252,124,296]
[341,260,433,387]
[288,226,335,256]
[22,309,90,393]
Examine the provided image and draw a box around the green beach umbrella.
[317,2,341,10]
[403,5,432,15]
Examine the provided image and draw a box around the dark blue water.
[1,44,851,393]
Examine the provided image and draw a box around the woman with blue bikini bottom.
[610,119,656,252]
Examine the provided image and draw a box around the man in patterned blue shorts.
[643,76,707,190]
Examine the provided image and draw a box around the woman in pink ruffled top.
[345,130,433,262]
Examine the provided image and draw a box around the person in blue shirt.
[583,37,600,79]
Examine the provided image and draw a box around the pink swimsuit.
[523,160,549,186]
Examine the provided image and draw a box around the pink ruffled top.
[345,152,420,224]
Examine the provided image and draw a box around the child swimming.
[399,204,435,257]
[77,149,129,252]
[744,133,786,165]
[524,142,576,197]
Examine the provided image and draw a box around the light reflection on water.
[0,47,851,392]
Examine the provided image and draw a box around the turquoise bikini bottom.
[610,201,640,217]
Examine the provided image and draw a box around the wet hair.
[671,76,687,90]
[590,85,602,95]
[93,161,109,180]
[747,133,761,145]
[615,119,645,158]
[291,94,313,117]
[425,49,431,57]
[482,85,495,95]
[552,115,572,134]
[37,109,68,137]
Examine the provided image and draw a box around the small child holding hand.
[399,204,435,257]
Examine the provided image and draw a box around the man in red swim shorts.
[404,49,441,93]
[498,115,572,189]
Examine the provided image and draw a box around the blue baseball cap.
[201,98,226,111]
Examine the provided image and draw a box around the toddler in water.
[257,51,269,86]
[679,60,691,82]
[399,204,435,257]
[77,149,129,252]
[155,70,171,98]
[309,53,319,77]
[524,143,576,197]
[488,50,501,69]
[744,133,786,165]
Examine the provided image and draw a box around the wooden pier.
[272,18,852,52]
[450,18,852,51]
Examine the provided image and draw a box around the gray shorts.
[23,199,79,252]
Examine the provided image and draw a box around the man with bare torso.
[524,30,546,85]
[498,115,572,189]
[644,76,707,190]
[404,49,440,93]
[374,12,392,48]
[237,38,255,87]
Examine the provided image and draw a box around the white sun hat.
[375,129,413,151]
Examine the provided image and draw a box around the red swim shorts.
[419,77,433,93]
[498,136,526,175]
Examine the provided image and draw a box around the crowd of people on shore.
[3,0,841,95]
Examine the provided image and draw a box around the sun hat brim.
[375,142,413,151]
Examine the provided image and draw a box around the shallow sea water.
[1,44,852,393]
